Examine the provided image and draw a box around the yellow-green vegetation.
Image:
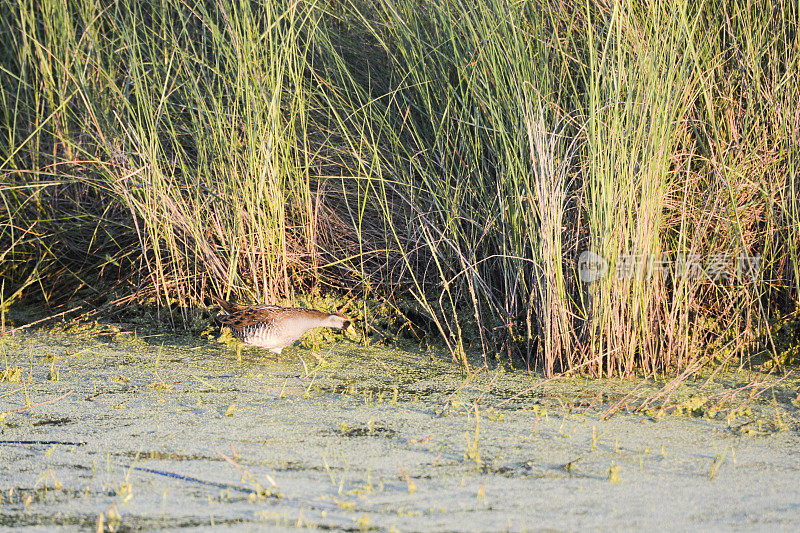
[608,462,621,484]
[761,311,800,371]
[1,0,798,380]
[708,448,730,481]
[0,366,22,383]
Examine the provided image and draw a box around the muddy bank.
[1,326,799,530]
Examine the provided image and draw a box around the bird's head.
[326,312,351,330]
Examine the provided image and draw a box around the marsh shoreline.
[1,326,798,530]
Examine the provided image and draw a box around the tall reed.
[313,0,800,374]
[2,0,325,320]
[1,0,797,376]
[579,1,697,376]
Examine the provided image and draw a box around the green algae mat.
[1,326,799,530]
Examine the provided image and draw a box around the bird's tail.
[209,294,237,315]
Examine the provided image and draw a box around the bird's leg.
[298,354,309,377]
[236,344,242,363]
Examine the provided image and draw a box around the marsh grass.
[313,0,800,376]
[1,0,324,316]
[1,0,798,377]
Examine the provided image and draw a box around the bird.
[210,295,351,355]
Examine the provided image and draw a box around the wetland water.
[1,325,799,530]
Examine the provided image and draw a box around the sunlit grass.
[1,0,798,377]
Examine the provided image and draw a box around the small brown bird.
[210,295,351,354]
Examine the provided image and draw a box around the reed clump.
[1,0,798,377]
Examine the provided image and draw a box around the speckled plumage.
[210,295,351,354]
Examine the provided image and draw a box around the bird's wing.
[217,306,282,332]
[211,294,283,314]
